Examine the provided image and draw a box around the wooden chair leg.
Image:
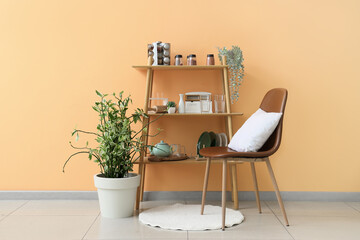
[201,158,211,215]
[222,159,227,231]
[231,163,239,210]
[230,164,234,202]
[265,159,289,226]
[250,162,262,213]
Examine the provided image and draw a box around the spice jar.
[207,54,215,65]
[175,55,183,66]
[163,57,170,65]
[188,54,197,65]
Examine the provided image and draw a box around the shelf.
[147,113,243,117]
[133,65,228,70]
[135,56,242,209]
[134,157,243,165]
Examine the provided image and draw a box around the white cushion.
[228,108,282,152]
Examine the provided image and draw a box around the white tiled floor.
[0,200,359,240]
[347,201,360,211]
[0,200,27,215]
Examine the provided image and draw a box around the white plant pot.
[94,173,140,218]
[167,107,176,114]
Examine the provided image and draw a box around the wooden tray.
[147,154,189,162]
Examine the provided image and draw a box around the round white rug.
[139,203,244,231]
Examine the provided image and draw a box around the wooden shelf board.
[134,157,243,165]
[133,65,228,70]
[147,113,243,117]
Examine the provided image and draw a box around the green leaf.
[95,90,102,97]
[65,90,163,178]
[92,106,99,112]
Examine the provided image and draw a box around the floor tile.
[188,214,293,239]
[346,202,360,212]
[140,200,186,212]
[0,200,27,215]
[84,215,187,239]
[11,200,100,216]
[285,215,360,240]
[1,200,360,240]
[85,239,181,240]
[0,215,97,240]
[266,201,359,217]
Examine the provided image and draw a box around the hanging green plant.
[217,46,244,103]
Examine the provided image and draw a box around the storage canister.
[175,55,183,66]
[207,54,215,65]
[188,54,197,65]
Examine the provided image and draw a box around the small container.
[207,54,215,65]
[214,94,225,113]
[188,54,197,65]
[175,55,183,66]
[163,43,170,50]
[178,94,185,113]
[163,57,170,65]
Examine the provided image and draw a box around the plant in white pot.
[63,90,151,218]
[166,101,176,114]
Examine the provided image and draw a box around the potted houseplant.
[166,101,176,114]
[63,90,150,218]
[218,45,245,103]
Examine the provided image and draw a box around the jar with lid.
[175,55,183,66]
[188,54,197,65]
[206,54,215,65]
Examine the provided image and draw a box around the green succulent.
[166,101,176,108]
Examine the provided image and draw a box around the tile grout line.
[0,200,30,223]
[6,214,101,217]
[344,202,360,214]
[264,201,295,240]
[81,212,100,240]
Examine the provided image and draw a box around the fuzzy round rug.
[139,203,244,231]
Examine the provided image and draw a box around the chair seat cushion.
[199,146,271,158]
[228,108,282,152]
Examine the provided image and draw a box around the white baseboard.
[1,191,359,201]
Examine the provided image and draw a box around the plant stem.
[74,130,100,137]
[131,114,164,140]
[63,151,90,172]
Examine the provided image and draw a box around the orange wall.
[1,0,360,192]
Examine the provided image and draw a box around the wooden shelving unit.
[134,157,244,165]
[133,65,228,70]
[133,57,243,210]
[147,113,243,117]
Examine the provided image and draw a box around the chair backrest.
[258,88,288,155]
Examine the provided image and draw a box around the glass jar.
[188,54,197,65]
[175,55,183,66]
[207,54,215,65]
